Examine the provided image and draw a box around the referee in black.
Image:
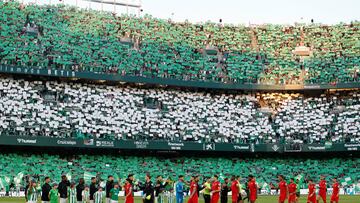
[105,175,114,203]
[41,177,51,203]
[89,177,97,203]
[221,178,229,203]
[76,178,85,203]
[58,175,70,203]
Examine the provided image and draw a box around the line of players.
[276,175,340,203]
[26,174,139,203]
[171,174,340,203]
[26,173,341,203]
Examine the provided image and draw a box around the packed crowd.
[0,77,359,143]
[264,91,360,144]
[1,153,359,192]
[0,1,359,85]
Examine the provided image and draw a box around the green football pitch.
[0,196,359,203]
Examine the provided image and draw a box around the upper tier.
[0,1,359,86]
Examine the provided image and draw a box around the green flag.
[66,172,72,182]
[0,177,9,189]
[295,174,303,182]
[355,183,360,193]
[84,172,96,183]
[100,181,106,188]
[14,172,24,185]
[262,182,271,193]
[4,176,10,185]
[341,177,352,186]
[113,173,121,183]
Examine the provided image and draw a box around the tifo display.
[0,77,359,144]
[0,1,359,86]
[0,1,359,203]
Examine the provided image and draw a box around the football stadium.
[0,0,359,203]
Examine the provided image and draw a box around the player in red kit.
[248,175,257,203]
[317,175,327,203]
[188,176,199,203]
[288,178,297,203]
[230,176,239,203]
[236,176,243,203]
[124,178,134,203]
[307,179,316,203]
[330,178,339,203]
[211,175,221,203]
[278,175,287,203]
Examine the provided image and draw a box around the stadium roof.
[84,0,141,8]
[142,0,359,25]
[19,0,360,24]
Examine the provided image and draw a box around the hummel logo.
[272,145,279,151]
[17,138,37,144]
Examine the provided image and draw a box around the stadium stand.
[0,153,359,190]
[0,77,273,143]
[0,1,360,198]
[0,77,359,144]
[268,92,360,143]
[0,1,359,85]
